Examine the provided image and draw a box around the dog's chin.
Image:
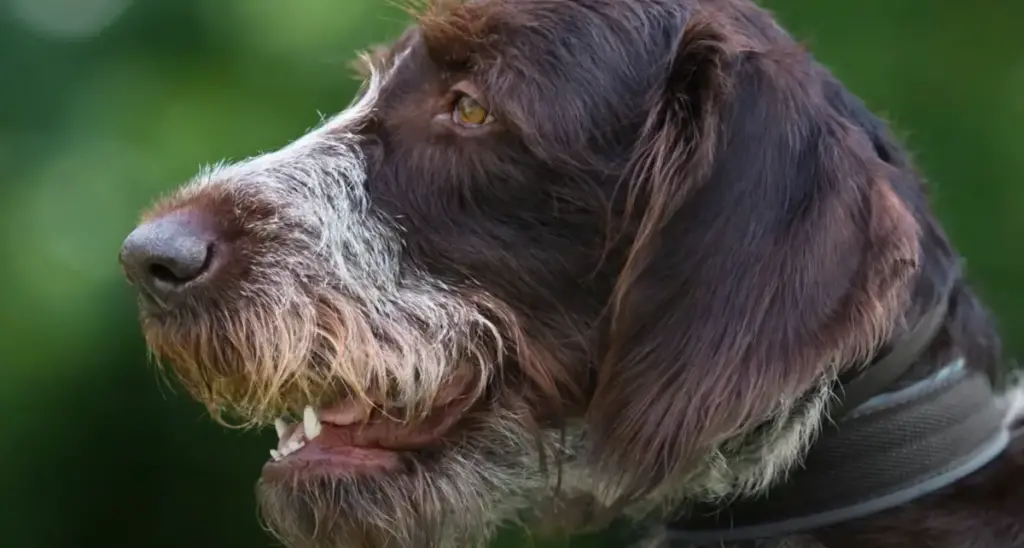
[254,404,548,548]
[256,445,450,548]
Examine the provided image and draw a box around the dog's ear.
[588,15,921,499]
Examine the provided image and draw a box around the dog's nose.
[119,210,217,304]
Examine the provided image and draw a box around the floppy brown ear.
[587,16,921,500]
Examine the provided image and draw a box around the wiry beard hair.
[255,407,560,548]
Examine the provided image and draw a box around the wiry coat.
[121,1,1024,547]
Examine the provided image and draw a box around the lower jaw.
[255,437,493,548]
[255,447,524,548]
[253,413,556,548]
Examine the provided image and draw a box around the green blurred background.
[1,1,1021,547]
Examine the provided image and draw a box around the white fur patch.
[171,47,502,417]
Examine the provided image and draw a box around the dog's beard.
[141,281,503,426]
[136,231,551,548]
[256,407,553,548]
[143,289,563,548]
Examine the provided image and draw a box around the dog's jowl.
[119,1,1024,547]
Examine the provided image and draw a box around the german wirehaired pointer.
[118,0,1024,546]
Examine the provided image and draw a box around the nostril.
[149,263,180,284]
[146,242,213,286]
[149,263,186,285]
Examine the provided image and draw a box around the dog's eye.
[452,94,494,127]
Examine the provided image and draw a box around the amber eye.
[452,94,494,126]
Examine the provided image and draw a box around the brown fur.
[122,1,1024,547]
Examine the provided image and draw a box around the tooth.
[270,449,282,461]
[275,418,289,440]
[303,406,322,440]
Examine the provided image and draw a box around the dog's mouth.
[262,391,478,480]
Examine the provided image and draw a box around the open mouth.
[262,394,478,480]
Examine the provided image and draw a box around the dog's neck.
[550,263,1013,542]
[666,360,1012,543]
[599,273,961,513]
[657,281,1018,544]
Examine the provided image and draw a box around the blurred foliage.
[0,0,1021,547]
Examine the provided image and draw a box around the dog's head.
[119,0,925,546]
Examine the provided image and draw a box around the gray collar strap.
[665,360,1013,545]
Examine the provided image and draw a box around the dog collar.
[664,283,1015,545]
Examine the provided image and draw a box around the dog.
[118,0,1024,546]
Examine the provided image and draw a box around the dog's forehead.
[381,0,665,69]
[363,0,679,126]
